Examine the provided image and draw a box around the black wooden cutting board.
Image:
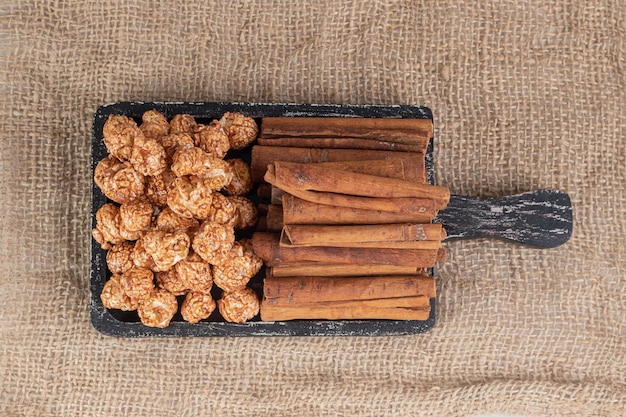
[90,102,572,337]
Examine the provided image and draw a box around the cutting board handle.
[435,190,573,248]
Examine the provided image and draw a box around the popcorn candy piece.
[169,114,197,135]
[219,112,258,150]
[223,158,253,196]
[181,292,216,323]
[137,289,178,328]
[155,269,188,296]
[229,196,258,229]
[132,236,157,270]
[192,220,235,265]
[119,201,154,241]
[139,110,169,139]
[160,133,195,161]
[142,230,190,272]
[120,266,155,302]
[207,192,237,225]
[155,207,199,234]
[101,274,139,311]
[92,203,124,250]
[130,133,168,177]
[94,156,145,204]
[102,115,141,161]
[145,168,177,208]
[166,177,214,220]
[106,241,135,274]
[212,242,263,292]
[174,252,213,294]
[171,147,233,190]
[217,287,260,323]
[194,121,230,158]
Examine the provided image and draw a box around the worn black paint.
[90,102,572,338]
[435,191,573,248]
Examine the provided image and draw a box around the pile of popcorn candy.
[93,110,262,328]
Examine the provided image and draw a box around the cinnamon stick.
[260,117,432,149]
[269,161,449,210]
[269,263,426,277]
[260,303,431,321]
[251,232,441,267]
[280,196,434,226]
[250,146,418,182]
[279,230,442,249]
[263,275,436,304]
[266,204,284,232]
[257,137,425,153]
[282,223,446,245]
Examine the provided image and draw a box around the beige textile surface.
[1,0,625,415]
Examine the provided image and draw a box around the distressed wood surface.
[436,190,573,248]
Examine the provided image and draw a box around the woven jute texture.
[1,1,625,415]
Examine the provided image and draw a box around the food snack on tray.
[137,289,178,328]
[219,112,258,150]
[106,241,135,275]
[100,274,140,311]
[212,242,263,292]
[224,158,253,196]
[181,292,217,323]
[139,109,169,139]
[229,196,258,229]
[174,252,213,294]
[194,120,230,158]
[217,287,260,323]
[94,109,263,326]
[191,220,235,265]
[94,156,145,204]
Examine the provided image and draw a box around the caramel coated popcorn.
[181,292,216,323]
[224,158,253,196]
[130,134,168,177]
[171,147,233,190]
[106,241,135,274]
[137,289,178,328]
[194,121,230,158]
[192,221,235,265]
[169,114,197,135]
[145,168,176,207]
[208,192,237,225]
[119,201,153,240]
[95,110,262,327]
[155,207,199,234]
[155,269,188,296]
[92,203,124,250]
[166,177,214,220]
[101,274,140,311]
[219,112,258,150]
[229,196,258,229]
[120,266,155,302]
[217,287,260,323]
[94,156,145,204]
[212,242,263,292]
[142,230,190,272]
[139,110,169,139]
[102,115,141,161]
[174,252,213,294]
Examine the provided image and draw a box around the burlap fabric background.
[1,1,624,415]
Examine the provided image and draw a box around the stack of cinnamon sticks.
[250,117,449,321]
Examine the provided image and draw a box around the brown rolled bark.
[251,232,441,268]
[282,223,446,245]
[260,303,431,321]
[260,117,432,150]
[269,161,449,210]
[257,137,425,152]
[281,196,434,225]
[250,146,418,182]
[269,263,426,277]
